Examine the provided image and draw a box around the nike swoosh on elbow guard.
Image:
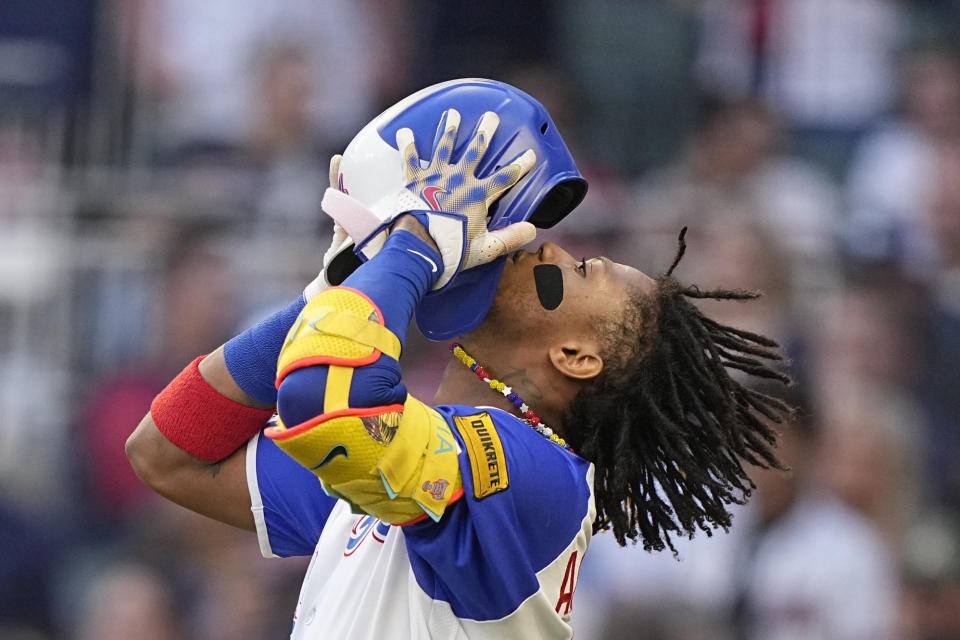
[407,249,438,272]
[311,444,348,469]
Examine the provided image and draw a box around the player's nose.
[538,242,573,263]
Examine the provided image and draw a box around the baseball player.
[127,80,789,639]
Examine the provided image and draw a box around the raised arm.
[125,216,448,531]
[125,155,358,532]
[125,347,269,530]
[127,109,534,533]
[268,219,458,524]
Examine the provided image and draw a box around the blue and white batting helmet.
[333,78,587,340]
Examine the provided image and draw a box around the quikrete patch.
[454,413,509,499]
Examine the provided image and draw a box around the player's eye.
[576,257,587,276]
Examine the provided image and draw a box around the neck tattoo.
[450,342,571,451]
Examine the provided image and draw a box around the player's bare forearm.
[125,346,258,530]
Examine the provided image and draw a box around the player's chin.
[498,253,527,282]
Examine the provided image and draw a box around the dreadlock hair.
[561,228,792,554]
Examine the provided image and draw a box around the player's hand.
[303,154,355,300]
[356,109,536,290]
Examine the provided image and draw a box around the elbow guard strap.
[276,287,401,387]
[265,395,463,524]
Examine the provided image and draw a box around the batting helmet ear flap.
[331,78,587,340]
[527,179,587,229]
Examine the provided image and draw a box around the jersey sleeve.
[402,407,595,633]
[246,425,338,558]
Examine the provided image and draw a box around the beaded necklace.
[450,342,571,451]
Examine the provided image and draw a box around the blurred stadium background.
[2,1,960,638]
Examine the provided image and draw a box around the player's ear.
[548,342,603,380]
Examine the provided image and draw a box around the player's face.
[485,242,656,340]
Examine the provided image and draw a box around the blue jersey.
[247,405,595,639]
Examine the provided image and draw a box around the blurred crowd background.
[2,0,960,638]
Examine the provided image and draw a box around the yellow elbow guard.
[265,395,462,524]
[277,286,402,385]
[267,286,462,524]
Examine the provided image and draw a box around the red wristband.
[151,356,275,462]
